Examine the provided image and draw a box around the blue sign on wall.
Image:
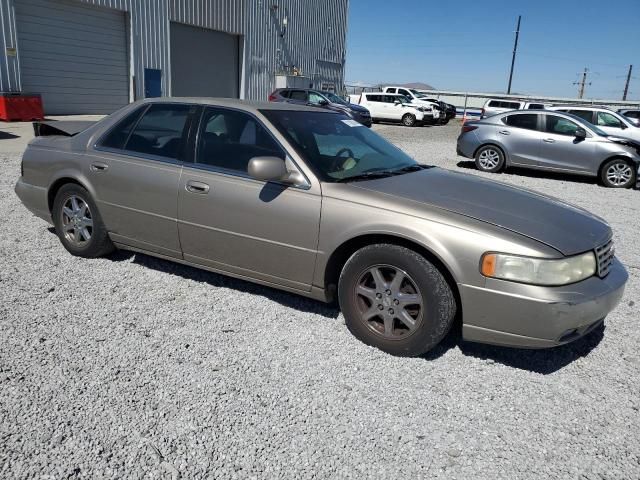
[144,68,162,98]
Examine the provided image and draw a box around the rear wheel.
[475,145,505,173]
[52,184,114,258]
[600,158,635,188]
[338,244,456,357]
[402,113,416,127]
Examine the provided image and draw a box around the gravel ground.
[1,120,639,479]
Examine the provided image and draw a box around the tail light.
[462,125,478,133]
[268,92,277,102]
[481,108,485,117]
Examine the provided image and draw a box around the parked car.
[16,98,627,356]
[481,99,550,118]
[422,97,457,124]
[548,105,640,142]
[382,87,442,123]
[457,110,640,188]
[268,88,372,127]
[359,92,434,126]
[617,108,640,127]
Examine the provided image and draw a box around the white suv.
[481,99,550,118]
[359,92,432,126]
[383,86,440,123]
[549,105,640,142]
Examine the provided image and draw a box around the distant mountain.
[398,82,435,90]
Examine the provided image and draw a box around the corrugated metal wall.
[1,0,347,105]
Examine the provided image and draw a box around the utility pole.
[574,68,590,99]
[622,65,633,101]
[506,15,521,95]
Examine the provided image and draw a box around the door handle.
[498,130,510,135]
[186,180,210,194]
[543,138,556,143]
[90,162,108,172]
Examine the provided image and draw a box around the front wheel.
[338,244,456,357]
[402,113,416,127]
[475,145,505,173]
[600,159,636,188]
[52,183,114,258]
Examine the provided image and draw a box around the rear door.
[538,114,597,173]
[363,94,385,118]
[91,103,195,257]
[499,113,543,166]
[177,106,321,290]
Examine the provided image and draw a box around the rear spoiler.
[33,121,96,137]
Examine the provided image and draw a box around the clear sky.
[345,0,640,100]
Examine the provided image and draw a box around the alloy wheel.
[605,163,632,186]
[61,195,93,246]
[478,148,501,170]
[353,265,423,339]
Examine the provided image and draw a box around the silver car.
[457,110,640,188]
[16,98,627,356]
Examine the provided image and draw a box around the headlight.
[480,252,596,286]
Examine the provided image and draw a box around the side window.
[567,110,594,123]
[596,112,623,128]
[289,90,307,101]
[398,89,410,97]
[386,88,396,93]
[99,106,147,149]
[488,101,500,107]
[308,92,325,104]
[527,103,544,110]
[196,107,285,174]
[279,90,291,98]
[504,114,539,130]
[545,115,580,136]
[368,95,382,102]
[123,104,191,159]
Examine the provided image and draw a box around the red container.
[0,93,44,121]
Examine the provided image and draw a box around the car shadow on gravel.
[107,250,341,320]
[425,322,605,374]
[456,160,599,186]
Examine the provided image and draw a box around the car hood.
[332,103,369,115]
[351,168,611,255]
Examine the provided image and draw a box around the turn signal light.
[481,253,497,277]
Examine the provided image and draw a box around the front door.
[538,114,597,173]
[177,106,321,291]
[90,103,194,257]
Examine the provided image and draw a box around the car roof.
[550,105,613,111]
[138,97,330,113]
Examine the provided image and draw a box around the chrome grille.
[595,239,615,278]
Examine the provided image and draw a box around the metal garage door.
[15,0,129,114]
[170,22,239,98]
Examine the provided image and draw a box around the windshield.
[323,92,349,105]
[410,89,427,98]
[261,110,420,182]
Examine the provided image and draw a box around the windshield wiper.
[391,164,431,173]
[335,171,397,182]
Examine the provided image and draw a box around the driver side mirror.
[248,156,307,187]
[575,127,587,139]
[318,99,329,106]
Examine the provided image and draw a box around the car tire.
[52,183,114,258]
[600,158,636,188]
[338,244,456,357]
[402,113,416,127]
[475,145,505,173]
[441,118,450,125]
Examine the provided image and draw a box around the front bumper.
[459,257,628,348]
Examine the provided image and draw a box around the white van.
[359,92,432,127]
